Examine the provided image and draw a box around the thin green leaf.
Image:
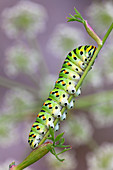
[69,14,76,20]
[54,153,65,162]
[73,14,81,19]
[54,132,64,143]
[48,146,56,155]
[49,126,54,141]
[67,15,83,23]
[59,138,65,145]
[57,148,71,155]
[67,18,77,22]
[55,144,71,148]
[46,137,53,140]
[74,7,82,18]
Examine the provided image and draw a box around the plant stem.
[84,20,102,46]
[39,22,113,146]
[102,22,113,44]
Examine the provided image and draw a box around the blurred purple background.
[0,0,113,170]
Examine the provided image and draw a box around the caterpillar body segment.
[62,59,83,76]
[59,68,81,82]
[49,88,69,107]
[66,51,87,70]
[42,100,62,118]
[28,45,97,149]
[36,111,54,128]
[55,78,77,95]
[28,131,42,149]
[31,121,47,135]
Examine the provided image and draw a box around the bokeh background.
[0,0,113,170]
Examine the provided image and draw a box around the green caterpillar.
[28,45,97,149]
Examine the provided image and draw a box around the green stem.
[39,22,113,146]
[84,20,102,46]
[102,22,113,44]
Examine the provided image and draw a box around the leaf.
[69,14,76,20]
[54,132,64,143]
[74,7,81,16]
[49,126,54,141]
[55,144,71,148]
[67,18,76,22]
[57,147,71,156]
[59,137,65,145]
[54,153,65,162]
[46,136,54,140]
[47,145,56,155]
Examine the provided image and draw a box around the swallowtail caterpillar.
[28,45,97,149]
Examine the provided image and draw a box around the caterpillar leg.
[54,121,60,131]
[74,87,81,97]
[60,110,67,121]
[67,97,75,109]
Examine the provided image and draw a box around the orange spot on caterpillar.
[37,126,40,130]
[67,62,71,66]
[42,116,46,120]
[49,104,52,108]
[62,81,65,85]
[56,92,59,96]
[64,70,67,74]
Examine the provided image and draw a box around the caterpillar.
[28,45,97,149]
